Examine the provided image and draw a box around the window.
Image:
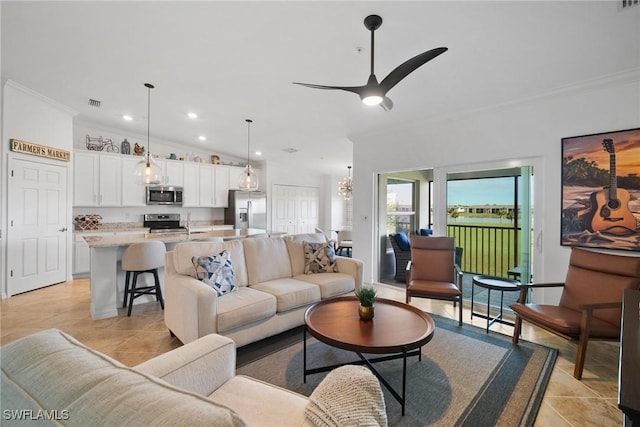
[386,179,416,234]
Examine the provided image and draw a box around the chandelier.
[338,166,353,200]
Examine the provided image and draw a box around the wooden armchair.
[511,248,640,379]
[406,236,464,326]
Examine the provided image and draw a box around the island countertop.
[83,228,280,247]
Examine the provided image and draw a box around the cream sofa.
[164,233,363,346]
[1,329,387,426]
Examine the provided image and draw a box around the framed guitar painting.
[561,127,640,251]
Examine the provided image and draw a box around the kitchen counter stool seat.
[121,241,166,316]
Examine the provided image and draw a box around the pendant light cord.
[145,83,154,166]
[246,119,253,170]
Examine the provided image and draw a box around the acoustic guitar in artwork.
[585,139,637,235]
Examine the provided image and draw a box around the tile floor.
[0,279,624,426]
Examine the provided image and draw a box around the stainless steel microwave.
[146,186,183,205]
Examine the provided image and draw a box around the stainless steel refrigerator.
[225,190,267,230]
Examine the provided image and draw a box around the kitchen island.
[85,228,283,320]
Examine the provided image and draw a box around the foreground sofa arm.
[335,256,364,290]
[136,334,236,397]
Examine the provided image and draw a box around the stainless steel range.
[144,213,187,234]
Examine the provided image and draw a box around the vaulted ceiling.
[2,1,637,175]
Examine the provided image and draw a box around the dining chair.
[336,229,353,257]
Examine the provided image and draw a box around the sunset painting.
[561,128,640,251]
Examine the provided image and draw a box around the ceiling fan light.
[362,95,383,106]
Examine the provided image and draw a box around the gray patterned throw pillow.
[192,250,237,296]
[303,241,338,274]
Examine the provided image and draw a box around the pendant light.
[134,83,162,185]
[338,166,353,200]
[237,119,259,191]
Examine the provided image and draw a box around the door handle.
[58,227,67,232]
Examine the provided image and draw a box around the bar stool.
[121,241,166,316]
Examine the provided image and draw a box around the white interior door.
[271,185,319,234]
[7,158,68,295]
[272,185,298,234]
[297,187,319,233]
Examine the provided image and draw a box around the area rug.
[236,316,557,427]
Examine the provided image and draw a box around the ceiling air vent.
[621,0,639,9]
[88,99,101,108]
[282,148,298,154]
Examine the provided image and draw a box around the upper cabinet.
[182,162,200,207]
[158,160,184,187]
[74,151,121,206]
[73,151,251,208]
[121,157,146,206]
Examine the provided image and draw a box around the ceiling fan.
[293,14,447,111]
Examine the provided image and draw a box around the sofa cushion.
[0,329,246,427]
[193,251,237,296]
[211,375,309,427]
[216,287,277,333]
[173,240,248,286]
[284,233,328,276]
[243,237,292,285]
[303,241,338,274]
[251,278,321,312]
[295,273,355,299]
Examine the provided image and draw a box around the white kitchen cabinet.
[214,166,230,207]
[72,232,112,276]
[121,156,147,206]
[228,166,245,191]
[160,159,184,186]
[199,164,215,207]
[182,162,200,207]
[73,152,121,206]
[74,152,99,206]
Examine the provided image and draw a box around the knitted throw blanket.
[304,365,387,427]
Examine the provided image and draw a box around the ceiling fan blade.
[380,47,448,93]
[380,96,394,111]
[293,82,365,96]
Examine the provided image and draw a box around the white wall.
[352,73,640,304]
[1,80,77,296]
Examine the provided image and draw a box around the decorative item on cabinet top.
[86,135,119,153]
[121,138,131,155]
[74,214,102,230]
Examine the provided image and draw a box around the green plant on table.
[354,287,377,307]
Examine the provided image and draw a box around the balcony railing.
[447,224,521,278]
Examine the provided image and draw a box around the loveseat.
[1,329,387,426]
[164,233,363,346]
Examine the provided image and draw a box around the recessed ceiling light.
[255,151,262,156]
[188,112,198,119]
[123,115,133,121]
[198,135,207,141]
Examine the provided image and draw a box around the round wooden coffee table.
[304,296,435,415]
